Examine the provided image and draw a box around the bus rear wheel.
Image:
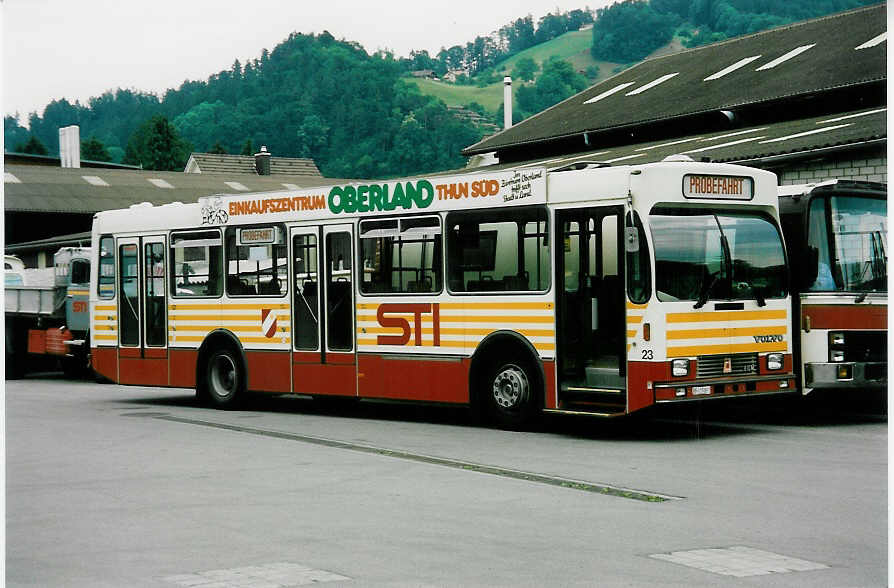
[483,359,539,429]
[204,348,243,408]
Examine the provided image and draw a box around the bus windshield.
[807,195,887,293]
[650,208,787,304]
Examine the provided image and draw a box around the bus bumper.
[804,362,887,392]
[653,375,797,403]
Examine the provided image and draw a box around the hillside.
[406,27,624,115]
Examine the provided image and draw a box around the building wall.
[776,150,887,185]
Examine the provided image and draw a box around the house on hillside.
[410,70,438,80]
[184,147,322,177]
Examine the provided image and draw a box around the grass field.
[406,28,684,114]
[406,78,508,112]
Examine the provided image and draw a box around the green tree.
[4,115,30,150]
[295,114,329,158]
[591,0,675,63]
[240,139,254,155]
[511,57,539,82]
[209,141,227,154]
[81,135,112,161]
[122,115,192,170]
[516,57,588,118]
[16,135,49,155]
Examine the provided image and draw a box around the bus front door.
[555,207,626,412]
[117,235,169,386]
[290,225,357,396]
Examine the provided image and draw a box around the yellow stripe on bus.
[626,330,637,339]
[358,326,554,337]
[168,303,290,311]
[666,310,787,323]
[356,338,556,351]
[626,302,648,310]
[93,324,117,331]
[171,335,291,344]
[356,314,554,324]
[355,302,553,311]
[667,341,788,356]
[666,325,788,340]
[627,315,643,324]
[68,290,89,296]
[170,314,289,322]
[95,305,116,311]
[93,334,117,341]
[170,324,291,332]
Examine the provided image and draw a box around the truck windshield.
[650,208,787,304]
[807,195,887,293]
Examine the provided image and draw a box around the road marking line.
[156,415,680,502]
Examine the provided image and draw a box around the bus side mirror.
[625,227,640,253]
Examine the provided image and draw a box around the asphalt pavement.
[5,375,887,587]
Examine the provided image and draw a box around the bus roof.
[93,161,779,235]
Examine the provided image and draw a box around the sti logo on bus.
[376,303,440,346]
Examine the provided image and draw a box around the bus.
[778,180,887,395]
[89,159,796,426]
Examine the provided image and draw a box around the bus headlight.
[671,359,689,377]
[831,350,845,363]
[829,332,845,346]
[766,353,783,371]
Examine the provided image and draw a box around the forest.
[5,0,878,179]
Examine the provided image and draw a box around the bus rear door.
[117,235,169,385]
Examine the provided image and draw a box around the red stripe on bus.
[543,360,557,409]
[91,347,117,381]
[292,362,356,396]
[358,354,469,404]
[245,351,291,393]
[802,303,886,330]
[170,349,198,388]
[119,357,168,386]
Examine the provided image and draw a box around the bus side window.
[170,230,223,297]
[359,216,442,295]
[97,236,116,299]
[625,211,651,304]
[446,206,549,293]
[225,227,288,297]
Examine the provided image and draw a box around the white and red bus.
[90,160,796,426]
[778,180,887,394]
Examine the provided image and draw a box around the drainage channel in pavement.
[155,414,682,503]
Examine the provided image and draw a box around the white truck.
[5,247,92,378]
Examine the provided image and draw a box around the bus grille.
[697,353,758,378]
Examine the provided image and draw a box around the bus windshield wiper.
[739,281,766,307]
[693,272,719,309]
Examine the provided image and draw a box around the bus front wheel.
[204,348,244,408]
[483,359,538,428]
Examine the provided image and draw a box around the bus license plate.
[692,385,712,396]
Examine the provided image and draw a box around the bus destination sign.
[682,174,754,200]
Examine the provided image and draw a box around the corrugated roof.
[464,4,886,156]
[185,152,322,176]
[3,165,349,214]
[470,107,886,172]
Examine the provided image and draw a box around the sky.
[2,0,612,124]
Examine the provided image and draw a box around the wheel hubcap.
[210,355,236,398]
[492,364,529,409]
